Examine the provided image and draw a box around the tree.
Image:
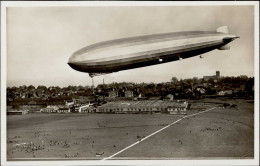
[171,77,178,84]
[245,77,254,94]
[28,85,35,90]
[37,85,47,91]
[208,78,215,85]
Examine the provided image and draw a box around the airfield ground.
[7,98,254,160]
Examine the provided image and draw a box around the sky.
[6,5,255,87]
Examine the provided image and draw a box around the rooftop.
[99,100,187,108]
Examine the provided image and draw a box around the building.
[203,76,216,81]
[20,104,42,110]
[224,90,232,95]
[218,91,225,96]
[7,109,29,115]
[19,101,45,112]
[97,100,188,114]
[163,94,174,101]
[125,90,133,98]
[77,103,93,113]
[40,105,59,113]
[203,71,220,81]
[167,105,187,115]
[195,86,206,94]
[65,100,74,107]
[108,90,118,98]
[216,71,220,79]
[57,106,71,113]
[218,90,233,96]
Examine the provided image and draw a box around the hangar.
[97,100,188,114]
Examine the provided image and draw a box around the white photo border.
[1,1,259,166]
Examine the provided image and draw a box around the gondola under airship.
[68,26,239,78]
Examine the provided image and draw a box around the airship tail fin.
[216,26,229,34]
[218,45,230,50]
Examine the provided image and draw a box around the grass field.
[7,98,254,160]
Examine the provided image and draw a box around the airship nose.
[67,62,75,68]
[68,53,81,70]
[68,53,78,64]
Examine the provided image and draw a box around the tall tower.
[216,71,220,79]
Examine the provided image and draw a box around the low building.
[78,104,93,113]
[97,100,188,114]
[20,104,42,110]
[163,94,174,101]
[108,90,118,98]
[19,102,45,112]
[218,91,225,96]
[224,90,232,95]
[125,90,133,98]
[203,71,220,81]
[203,76,217,81]
[195,87,206,94]
[57,107,70,113]
[218,90,233,96]
[40,105,59,113]
[28,101,37,105]
[65,100,74,107]
[167,105,187,115]
[7,109,29,115]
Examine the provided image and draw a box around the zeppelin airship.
[68,26,239,78]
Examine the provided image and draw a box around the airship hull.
[69,42,225,72]
[68,28,238,77]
